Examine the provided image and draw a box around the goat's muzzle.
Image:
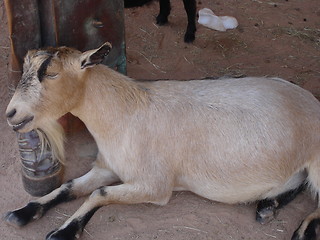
[6,109,34,132]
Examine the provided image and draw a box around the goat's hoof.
[255,199,277,224]
[184,32,195,43]
[291,231,314,240]
[4,211,25,227]
[255,207,276,224]
[46,221,81,240]
[156,14,168,25]
[46,229,77,240]
[291,231,305,240]
[4,202,42,227]
[291,219,319,240]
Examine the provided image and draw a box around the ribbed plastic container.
[17,130,63,197]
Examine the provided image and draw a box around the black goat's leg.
[256,183,305,224]
[156,0,171,25]
[4,166,119,227]
[182,0,196,42]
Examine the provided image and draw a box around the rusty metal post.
[39,0,126,73]
[4,0,41,87]
[4,0,126,196]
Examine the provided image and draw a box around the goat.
[5,43,320,240]
[125,0,197,43]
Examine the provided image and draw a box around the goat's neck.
[71,66,149,137]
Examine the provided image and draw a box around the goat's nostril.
[6,109,17,118]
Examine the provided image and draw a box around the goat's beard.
[37,118,65,164]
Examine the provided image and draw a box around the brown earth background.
[0,0,320,239]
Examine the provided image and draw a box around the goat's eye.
[45,73,59,79]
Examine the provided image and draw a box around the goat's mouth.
[8,116,34,132]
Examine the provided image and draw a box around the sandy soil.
[0,0,319,239]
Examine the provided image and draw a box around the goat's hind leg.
[292,210,320,240]
[4,166,119,227]
[256,169,307,224]
[256,183,305,224]
[292,159,320,240]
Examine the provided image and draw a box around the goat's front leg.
[46,184,170,240]
[5,166,119,227]
[156,0,171,25]
[182,0,196,43]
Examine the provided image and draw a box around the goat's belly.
[174,181,267,204]
[175,170,305,204]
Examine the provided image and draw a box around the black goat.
[125,0,197,43]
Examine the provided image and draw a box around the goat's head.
[6,42,112,133]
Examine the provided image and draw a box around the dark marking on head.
[37,55,53,82]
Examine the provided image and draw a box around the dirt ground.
[0,0,320,239]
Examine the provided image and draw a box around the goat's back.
[120,77,320,203]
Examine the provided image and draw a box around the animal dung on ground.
[198,8,238,31]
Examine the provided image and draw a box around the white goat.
[5,43,320,240]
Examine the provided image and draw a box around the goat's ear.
[80,42,112,69]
